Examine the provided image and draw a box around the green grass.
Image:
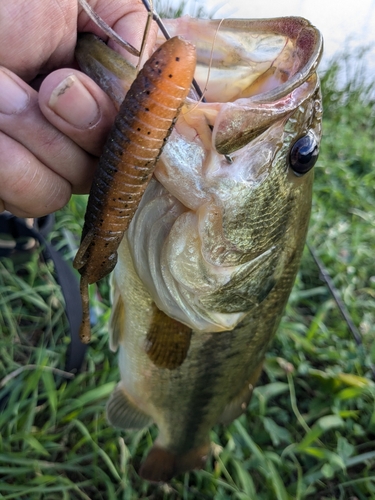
[1,51,375,499]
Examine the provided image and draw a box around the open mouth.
[158,17,323,104]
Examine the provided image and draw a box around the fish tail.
[139,442,210,483]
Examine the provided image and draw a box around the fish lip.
[244,18,323,103]
[212,73,320,157]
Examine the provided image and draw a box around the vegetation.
[0,49,374,499]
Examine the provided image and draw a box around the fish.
[73,36,197,343]
[76,15,323,482]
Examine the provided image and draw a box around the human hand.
[0,0,156,217]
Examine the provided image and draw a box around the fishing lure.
[73,36,197,343]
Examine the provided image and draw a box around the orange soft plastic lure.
[73,36,197,343]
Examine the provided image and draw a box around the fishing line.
[181,17,225,113]
[140,0,172,41]
[140,0,205,102]
[136,0,154,72]
[307,243,375,378]
[139,3,233,164]
[80,0,233,165]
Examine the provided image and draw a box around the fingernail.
[0,69,29,114]
[48,75,100,128]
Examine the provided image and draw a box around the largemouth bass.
[76,16,323,482]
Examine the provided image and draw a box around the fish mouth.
[77,16,323,109]
[76,17,323,158]
[155,17,323,157]
[160,17,323,104]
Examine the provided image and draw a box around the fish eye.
[289,133,319,176]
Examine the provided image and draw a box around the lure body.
[73,36,196,342]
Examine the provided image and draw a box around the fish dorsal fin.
[218,361,263,425]
[106,383,152,430]
[109,275,126,352]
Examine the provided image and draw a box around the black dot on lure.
[289,132,319,176]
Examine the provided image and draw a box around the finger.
[0,0,77,81]
[0,131,71,218]
[0,67,96,194]
[39,68,117,156]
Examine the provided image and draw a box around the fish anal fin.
[106,383,152,430]
[218,361,263,425]
[109,275,126,351]
[139,442,210,483]
[145,305,192,370]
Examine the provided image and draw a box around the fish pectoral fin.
[218,361,263,425]
[109,274,126,351]
[106,383,152,430]
[145,305,192,370]
[139,442,210,483]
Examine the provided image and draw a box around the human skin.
[0,0,157,217]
